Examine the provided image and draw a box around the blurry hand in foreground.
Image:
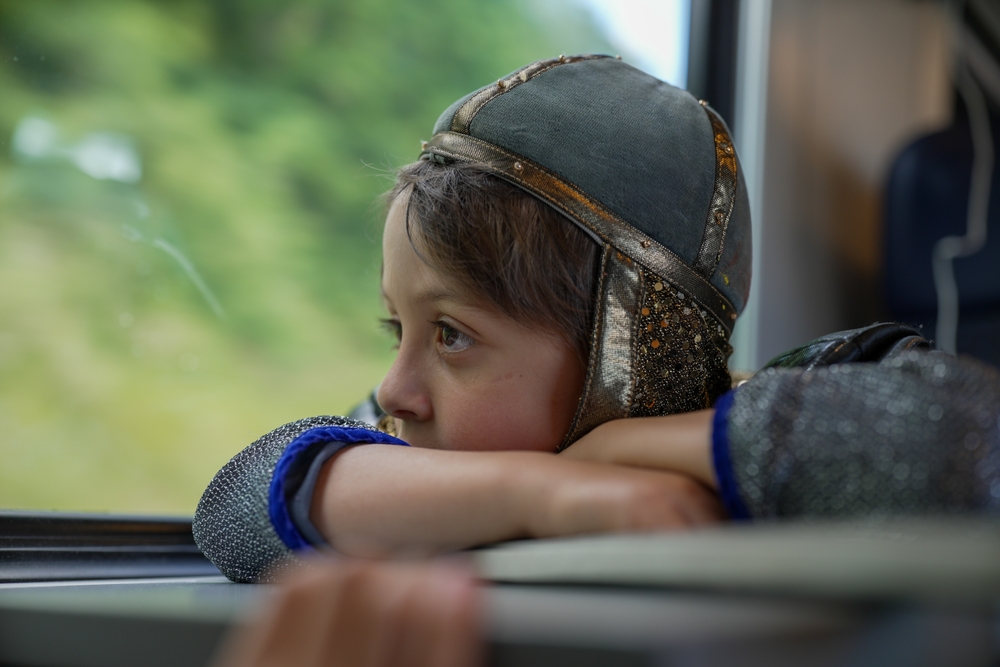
[214,560,482,667]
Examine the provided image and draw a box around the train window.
[0,1,688,514]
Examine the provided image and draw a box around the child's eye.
[379,318,402,347]
[434,320,474,353]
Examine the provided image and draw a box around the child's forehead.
[379,274,499,318]
[379,208,495,315]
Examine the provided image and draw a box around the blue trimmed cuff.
[269,426,408,551]
[712,389,752,521]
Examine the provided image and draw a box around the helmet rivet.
[513,161,523,172]
[420,140,428,150]
[558,54,567,63]
[497,79,507,91]
[641,240,651,248]
[699,99,708,106]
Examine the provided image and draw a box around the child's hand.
[560,409,718,490]
[214,559,482,667]
[528,461,725,537]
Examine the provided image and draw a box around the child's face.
[377,193,585,451]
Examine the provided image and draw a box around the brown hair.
[387,160,600,357]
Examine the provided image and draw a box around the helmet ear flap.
[562,245,640,447]
[560,248,734,449]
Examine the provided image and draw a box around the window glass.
[0,0,687,513]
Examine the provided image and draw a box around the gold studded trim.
[629,268,733,420]
[692,104,739,279]
[450,55,611,134]
[422,131,738,336]
[376,413,397,437]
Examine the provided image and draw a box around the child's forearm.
[311,444,723,557]
[560,410,717,489]
[310,445,543,557]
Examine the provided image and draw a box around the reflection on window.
[0,1,686,513]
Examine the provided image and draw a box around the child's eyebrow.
[380,285,460,305]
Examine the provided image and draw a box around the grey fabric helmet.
[420,55,752,447]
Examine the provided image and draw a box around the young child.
[194,55,1000,583]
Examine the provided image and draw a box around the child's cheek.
[437,382,565,453]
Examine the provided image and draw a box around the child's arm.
[560,410,716,489]
[311,444,723,557]
[193,417,724,581]
[563,351,1000,520]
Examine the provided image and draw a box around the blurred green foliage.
[0,0,610,513]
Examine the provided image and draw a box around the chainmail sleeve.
[724,350,1000,518]
[193,416,363,583]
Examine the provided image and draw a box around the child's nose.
[377,354,432,423]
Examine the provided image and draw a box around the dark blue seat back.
[883,111,1000,365]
